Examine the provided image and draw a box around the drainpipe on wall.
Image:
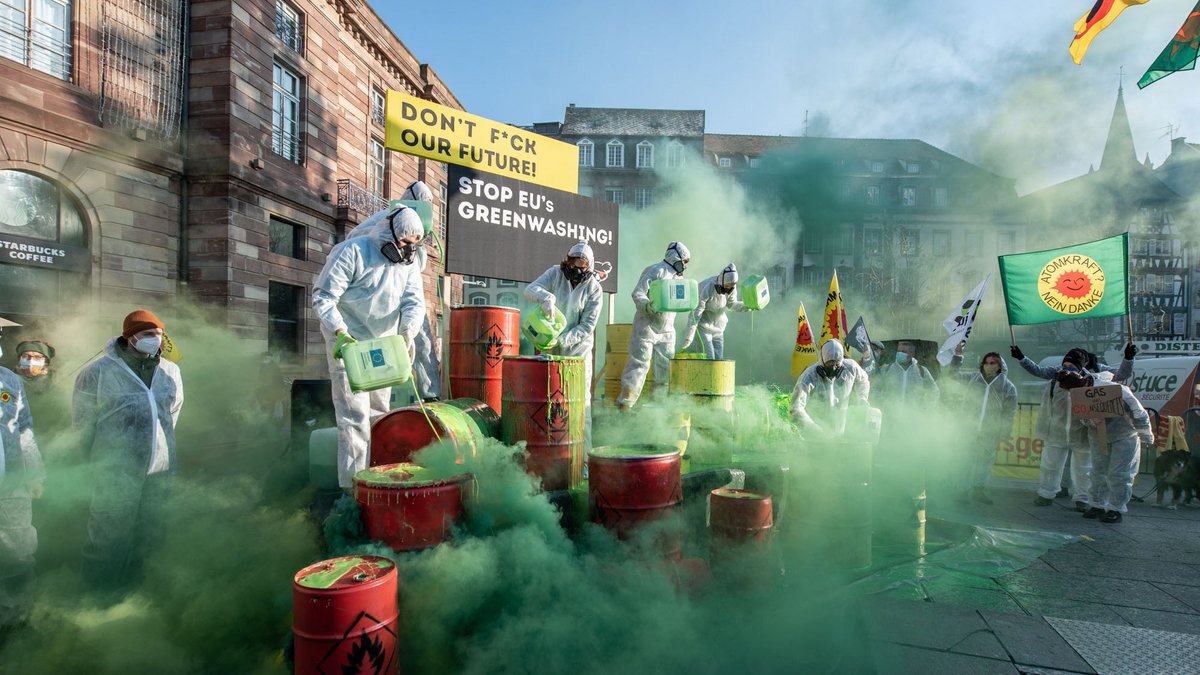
[177,2,191,295]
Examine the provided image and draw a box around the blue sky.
[381,0,1200,192]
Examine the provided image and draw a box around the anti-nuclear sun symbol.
[1036,254,1106,315]
[1054,270,1092,299]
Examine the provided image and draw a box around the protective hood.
[820,339,845,363]
[718,262,738,287]
[568,239,595,269]
[401,181,434,202]
[664,241,690,268]
[377,206,423,246]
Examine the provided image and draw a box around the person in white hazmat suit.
[523,240,603,447]
[313,205,426,488]
[1079,372,1153,524]
[0,316,44,627]
[949,346,1018,504]
[790,339,871,435]
[872,340,939,406]
[617,241,690,410]
[344,183,440,404]
[681,263,750,360]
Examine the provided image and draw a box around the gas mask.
[1055,367,1091,390]
[816,361,844,379]
[380,209,419,265]
[562,262,590,286]
[667,259,687,274]
[717,285,735,295]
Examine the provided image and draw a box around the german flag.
[1071,0,1151,65]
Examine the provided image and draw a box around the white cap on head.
[718,262,738,287]
[401,181,434,202]
[820,339,845,364]
[568,240,594,269]
[664,241,690,266]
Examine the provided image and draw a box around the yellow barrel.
[602,323,651,402]
[669,358,735,412]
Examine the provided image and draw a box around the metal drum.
[603,323,651,402]
[293,555,399,675]
[710,488,776,583]
[449,306,520,414]
[500,355,587,491]
[353,463,472,552]
[588,444,683,558]
[669,358,735,412]
[369,398,499,466]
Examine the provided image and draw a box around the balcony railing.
[337,179,388,216]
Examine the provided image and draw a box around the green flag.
[998,233,1128,325]
[1138,3,1200,89]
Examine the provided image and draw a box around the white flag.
[937,275,990,366]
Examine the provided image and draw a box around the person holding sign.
[1075,373,1153,523]
[312,206,426,489]
[524,240,603,445]
[617,242,690,411]
[790,339,871,436]
[681,263,751,360]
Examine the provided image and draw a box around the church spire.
[1100,81,1138,170]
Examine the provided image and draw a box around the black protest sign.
[446,166,619,293]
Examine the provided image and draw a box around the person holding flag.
[937,277,988,367]
[680,263,752,360]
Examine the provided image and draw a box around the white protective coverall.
[73,338,183,586]
[1020,354,1133,504]
[313,206,426,487]
[347,184,442,403]
[618,242,690,407]
[1085,372,1153,514]
[790,341,871,434]
[0,365,44,624]
[951,354,1019,490]
[873,356,940,406]
[681,263,749,360]
[524,240,603,446]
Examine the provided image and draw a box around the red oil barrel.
[293,555,399,675]
[354,463,472,552]
[710,489,774,546]
[500,355,587,491]
[370,398,500,466]
[588,444,683,557]
[449,306,520,415]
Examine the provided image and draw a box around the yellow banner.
[385,90,579,193]
[818,270,848,347]
[790,301,817,378]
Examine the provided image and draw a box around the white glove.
[680,329,696,352]
[540,297,555,317]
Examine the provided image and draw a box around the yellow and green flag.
[1070,0,1151,65]
[998,233,1128,325]
[818,270,848,348]
[1138,2,1200,88]
[790,301,817,378]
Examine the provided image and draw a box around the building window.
[835,228,853,255]
[0,170,85,245]
[803,232,821,254]
[604,188,623,205]
[268,216,305,260]
[932,230,950,257]
[899,230,919,256]
[865,185,880,205]
[901,186,917,206]
[634,188,653,209]
[577,139,593,167]
[272,62,302,162]
[871,161,884,173]
[802,268,821,286]
[636,141,654,169]
[497,292,519,308]
[963,231,980,256]
[0,0,72,80]
[498,279,517,287]
[905,161,920,174]
[749,158,761,168]
[606,140,624,167]
[368,138,387,197]
[267,281,302,354]
[934,187,948,207]
[370,87,386,126]
[864,228,883,255]
[468,293,488,306]
[718,157,732,168]
[275,0,303,53]
[666,142,684,168]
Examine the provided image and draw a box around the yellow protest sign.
[385,90,579,193]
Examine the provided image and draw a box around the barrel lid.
[354,463,471,488]
[295,555,394,589]
[589,444,680,460]
[711,488,770,501]
[452,304,519,312]
[500,354,584,363]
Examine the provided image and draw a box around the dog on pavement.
[1154,450,1199,509]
